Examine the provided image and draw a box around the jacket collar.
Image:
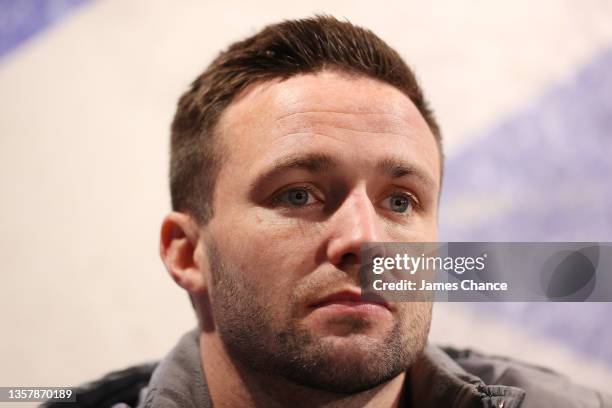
[140,329,525,408]
[138,329,211,408]
[412,345,526,407]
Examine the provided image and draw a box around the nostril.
[340,252,359,266]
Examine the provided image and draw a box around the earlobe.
[160,212,208,294]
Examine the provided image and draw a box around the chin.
[317,332,387,355]
[304,312,394,338]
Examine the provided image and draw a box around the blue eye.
[277,187,315,207]
[385,193,413,213]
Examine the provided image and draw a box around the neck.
[199,330,408,408]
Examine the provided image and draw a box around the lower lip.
[311,301,390,316]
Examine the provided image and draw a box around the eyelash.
[385,190,421,212]
[271,186,420,213]
[271,185,320,206]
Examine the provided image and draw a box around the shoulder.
[443,346,612,408]
[41,362,157,408]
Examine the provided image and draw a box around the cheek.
[397,302,432,333]
[215,216,322,294]
[387,218,438,242]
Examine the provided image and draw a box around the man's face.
[201,70,441,393]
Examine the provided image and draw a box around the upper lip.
[310,289,392,310]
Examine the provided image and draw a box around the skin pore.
[160,70,441,408]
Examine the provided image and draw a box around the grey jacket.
[48,329,612,407]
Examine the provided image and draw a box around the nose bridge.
[346,189,381,241]
[326,186,384,265]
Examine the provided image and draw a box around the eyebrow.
[270,153,337,173]
[376,157,437,190]
[250,152,437,191]
[249,153,338,190]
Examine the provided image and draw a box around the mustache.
[291,266,394,311]
[293,266,358,299]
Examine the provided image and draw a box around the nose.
[326,186,385,267]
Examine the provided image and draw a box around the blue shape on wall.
[0,0,90,59]
[440,48,612,366]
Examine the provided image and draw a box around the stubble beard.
[206,239,432,394]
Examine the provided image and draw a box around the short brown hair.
[170,15,442,224]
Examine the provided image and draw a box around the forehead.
[214,70,440,185]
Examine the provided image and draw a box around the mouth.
[309,289,392,312]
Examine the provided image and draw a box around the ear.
[160,212,207,294]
